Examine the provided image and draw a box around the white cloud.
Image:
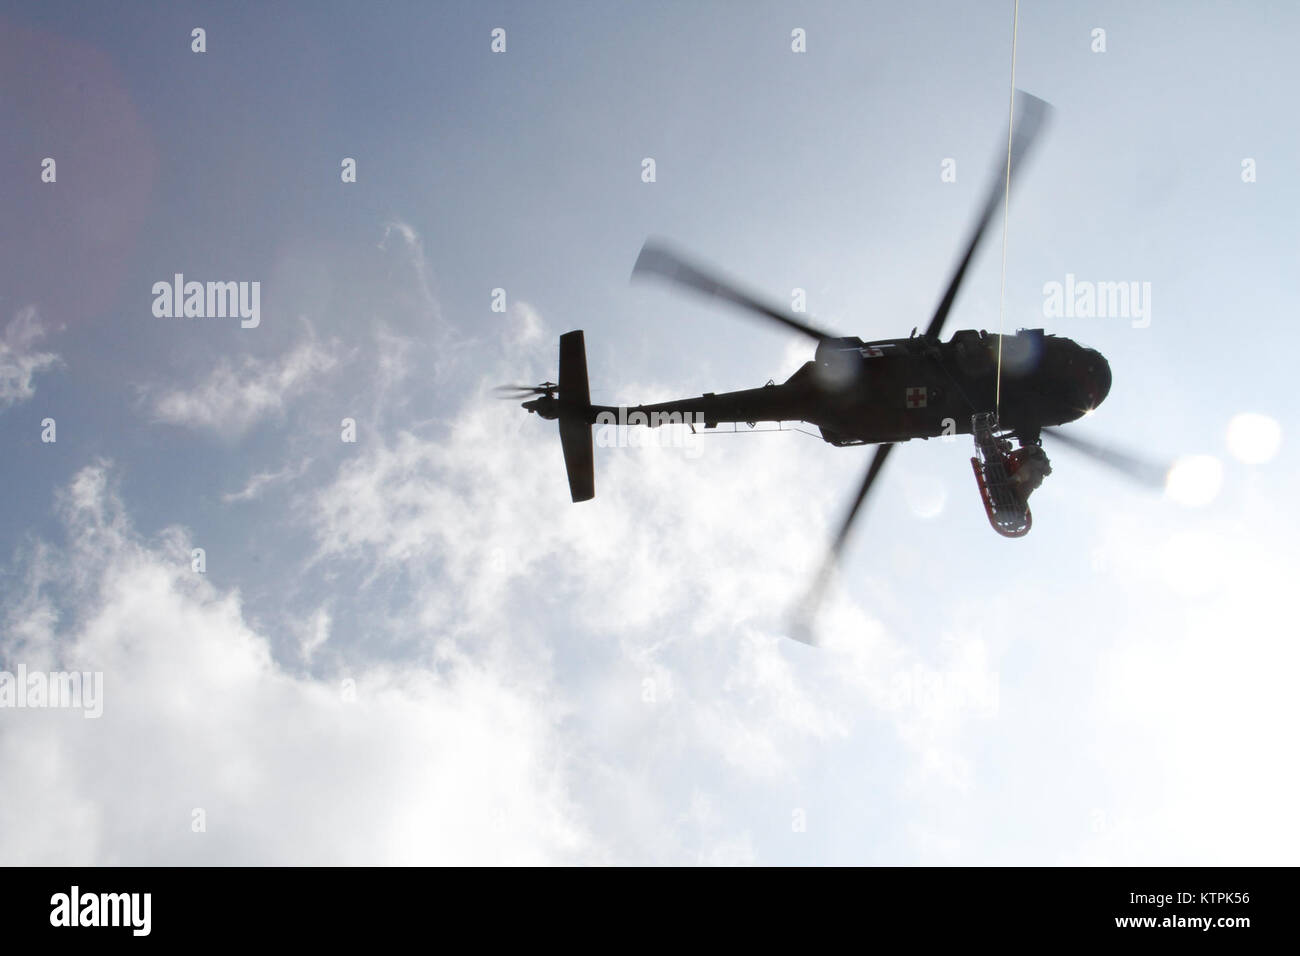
[17,304,1280,865]
[222,458,313,503]
[293,606,332,664]
[150,336,338,437]
[0,462,589,865]
[0,306,60,410]
[299,314,1000,858]
[379,219,442,326]
[507,300,544,346]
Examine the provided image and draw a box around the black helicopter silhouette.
[498,91,1166,635]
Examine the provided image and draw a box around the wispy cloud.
[150,335,338,437]
[0,306,60,410]
[379,219,443,326]
[222,458,314,503]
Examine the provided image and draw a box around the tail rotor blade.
[492,382,557,398]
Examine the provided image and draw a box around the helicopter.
[498,91,1166,634]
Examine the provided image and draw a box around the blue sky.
[1,1,1296,864]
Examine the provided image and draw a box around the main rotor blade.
[791,442,897,643]
[1043,427,1168,488]
[632,240,839,342]
[923,90,1052,341]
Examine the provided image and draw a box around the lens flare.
[1164,455,1223,508]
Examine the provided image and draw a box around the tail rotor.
[492,381,557,399]
[498,331,596,503]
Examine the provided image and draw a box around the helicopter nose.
[1085,350,1111,410]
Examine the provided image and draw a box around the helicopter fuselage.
[547,328,1111,447]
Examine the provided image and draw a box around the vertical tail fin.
[557,330,595,502]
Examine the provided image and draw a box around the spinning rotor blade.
[791,442,897,643]
[1043,427,1169,488]
[632,241,839,342]
[923,90,1052,341]
[492,382,556,398]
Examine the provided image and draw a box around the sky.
[1,0,1296,865]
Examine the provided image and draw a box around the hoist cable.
[994,0,1020,419]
